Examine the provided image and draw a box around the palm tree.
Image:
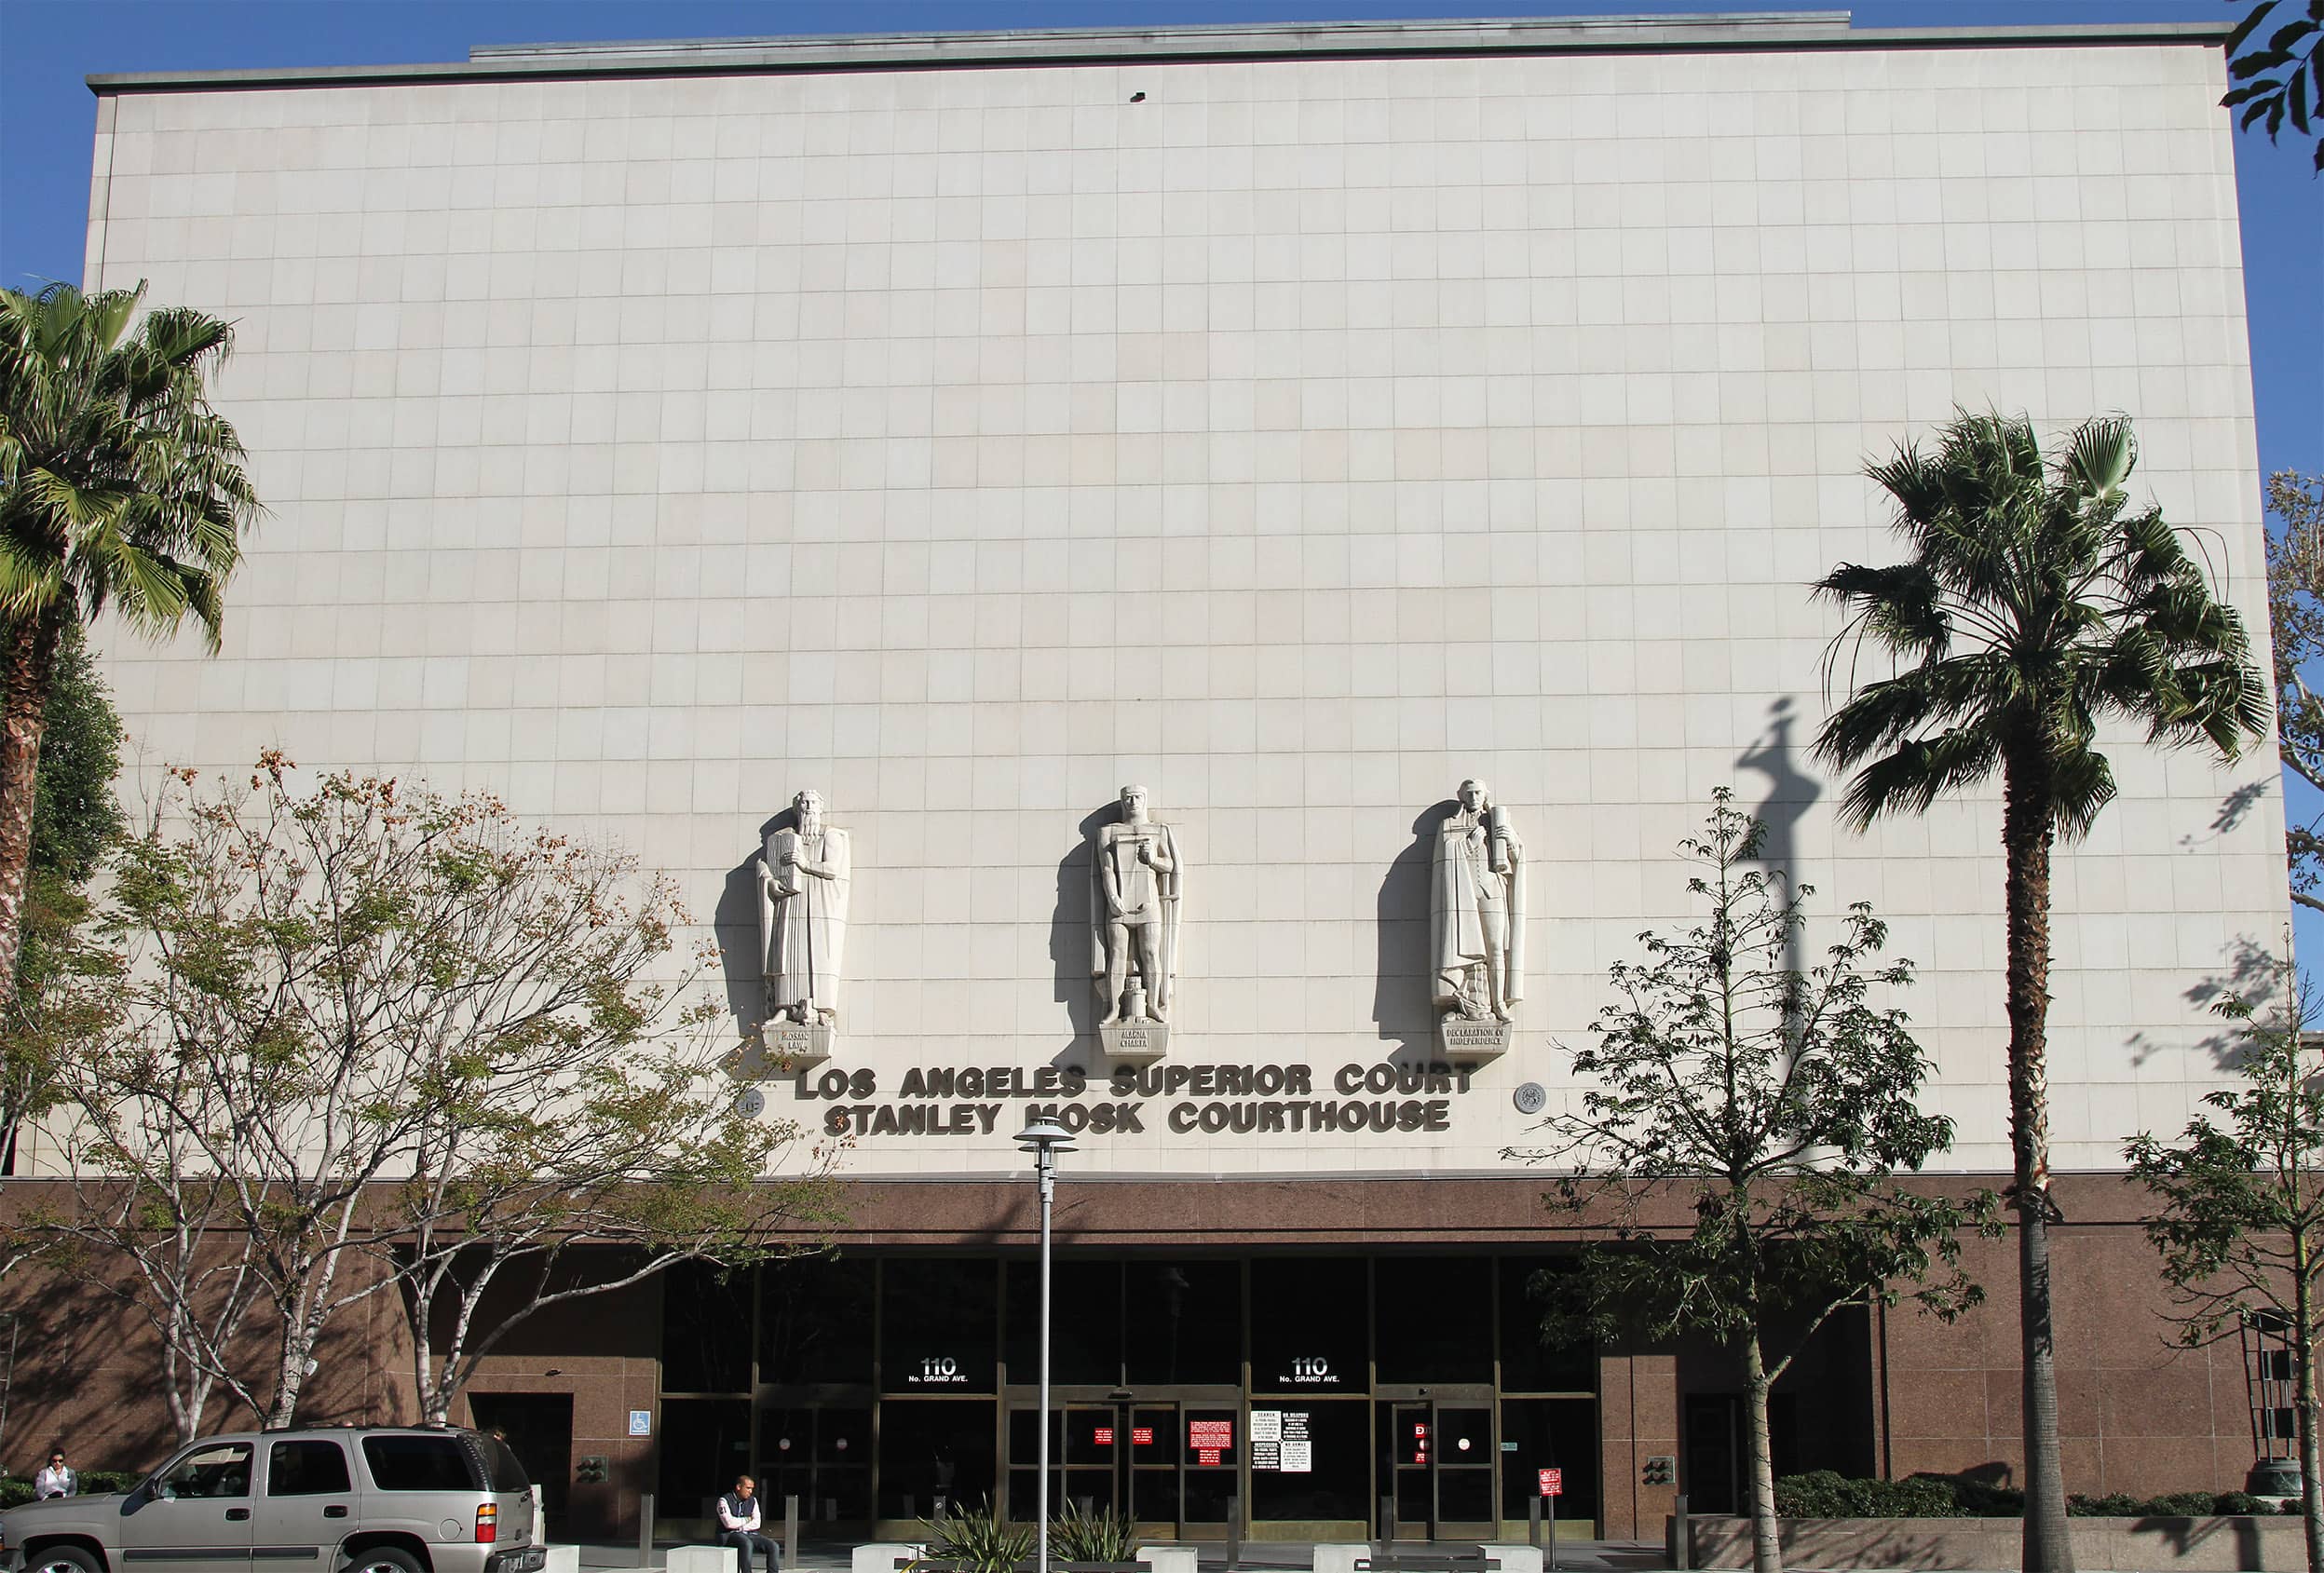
[0,280,260,1000]
[1813,411,2268,1573]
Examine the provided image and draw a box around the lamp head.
[1015,1118,1078,1156]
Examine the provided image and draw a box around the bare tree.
[36,753,830,1429]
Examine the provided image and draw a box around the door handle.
[324,1506,348,1519]
[226,1509,251,1522]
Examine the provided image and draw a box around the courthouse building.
[17,6,2289,1546]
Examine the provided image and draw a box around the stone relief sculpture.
[1430,779,1523,1059]
[1090,784,1180,1060]
[754,788,850,1064]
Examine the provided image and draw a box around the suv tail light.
[476,1503,498,1544]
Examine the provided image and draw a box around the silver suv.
[1,1426,544,1573]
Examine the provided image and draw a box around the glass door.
[1378,1400,1496,1540]
[1126,1403,1180,1535]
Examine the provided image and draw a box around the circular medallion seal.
[1512,1082,1547,1115]
[737,1087,768,1118]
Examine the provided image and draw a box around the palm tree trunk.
[0,609,63,1003]
[2003,747,2075,1573]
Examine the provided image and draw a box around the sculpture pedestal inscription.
[764,1020,836,1068]
[1435,1016,1512,1062]
[1099,1020,1169,1062]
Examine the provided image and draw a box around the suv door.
[253,1439,358,1569]
[119,1441,257,1573]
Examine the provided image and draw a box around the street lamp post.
[1014,1119,1077,1573]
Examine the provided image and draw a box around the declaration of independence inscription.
[792,1061,1481,1139]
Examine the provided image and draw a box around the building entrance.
[1379,1400,1498,1541]
[1005,1395,1242,1539]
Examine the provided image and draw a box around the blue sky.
[2,0,2319,952]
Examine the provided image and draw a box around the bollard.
[1529,1496,1541,1549]
[1227,1493,1242,1569]
[639,1492,656,1567]
[785,1494,800,1563]
[1379,1496,1396,1548]
[1672,1493,1689,1572]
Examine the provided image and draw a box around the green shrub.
[1774,1471,1960,1518]
[1050,1501,1137,1562]
[0,1480,29,1508]
[917,1497,1032,1573]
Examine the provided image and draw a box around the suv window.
[360,1436,478,1492]
[478,1437,530,1493]
[268,1440,352,1497]
[160,1443,252,1499]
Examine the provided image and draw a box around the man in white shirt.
[715,1474,780,1573]
[33,1451,75,1499]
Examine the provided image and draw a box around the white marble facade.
[78,20,2283,1179]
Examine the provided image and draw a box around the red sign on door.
[1189,1420,1233,1449]
[1539,1469,1564,1498]
[1132,1428,1154,1446]
[1093,1427,1115,1446]
[1196,1449,1221,1465]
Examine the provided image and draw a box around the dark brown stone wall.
[0,1173,2268,1540]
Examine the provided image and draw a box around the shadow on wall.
[1374,799,1458,1059]
[713,809,793,1042]
[2133,930,2285,1071]
[1046,799,1117,1064]
[1736,696,1824,981]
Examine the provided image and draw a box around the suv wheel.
[30,1549,103,1573]
[345,1549,426,1573]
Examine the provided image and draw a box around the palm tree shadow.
[1737,696,1825,978]
[1373,801,1457,1058]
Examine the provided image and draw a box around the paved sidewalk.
[570,1543,1668,1573]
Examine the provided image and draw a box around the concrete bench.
[667,1547,739,1573]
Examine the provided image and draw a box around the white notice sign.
[1280,1412,1311,1472]
[1251,1411,1284,1442]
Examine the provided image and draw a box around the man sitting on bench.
[717,1475,781,1573]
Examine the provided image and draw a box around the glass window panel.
[1132,1406,1179,1465]
[266,1440,349,1497]
[1181,1470,1233,1525]
[1249,1402,1370,1523]
[163,1444,252,1499]
[877,1400,995,1521]
[1130,1463,1179,1526]
[1437,1467,1494,1523]
[759,1255,875,1387]
[1125,1260,1241,1385]
[883,1259,998,1393]
[758,1405,813,1506]
[1374,1256,1490,1384]
[820,1407,870,1465]
[657,1398,750,1513]
[1437,1407,1490,1464]
[1004,1259,1120,1386]
[661,1261,752,1393]
[1250,1257,1366,1393]
[1500,1398,1599,1524]
[1006,1406,1063,1463]
[1067,1407,1120,1465]
[1499,1261,1597,1393]
[1184,1407,1238,1469]
[1006,1470,1065,1525]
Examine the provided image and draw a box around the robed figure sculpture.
[1091,784,1182,1028]
[1431,779,1524,1026]
[756,788,851,1027]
